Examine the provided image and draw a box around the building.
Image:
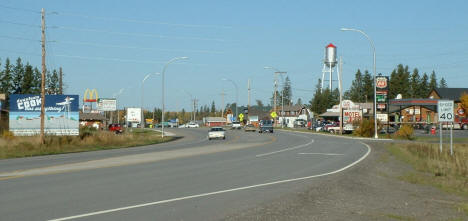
[79,112,106,129]
[204,117,227,127]
[277,104,312,128]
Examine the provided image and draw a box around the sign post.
[437,100,454,155]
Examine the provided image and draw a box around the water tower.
[321,43,337,92]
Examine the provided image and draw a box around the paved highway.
[0,128,370,221]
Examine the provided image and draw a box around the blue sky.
[1,0,467,111]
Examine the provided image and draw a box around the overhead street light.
[141,72,160,128]
[340,27,378,139]
[222,78,239,121]
[161,56,189,138]
[264,66,287,128]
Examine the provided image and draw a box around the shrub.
[353,118,375,137]
[394,124,414,140]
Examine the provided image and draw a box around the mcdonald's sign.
[83,89,99,102]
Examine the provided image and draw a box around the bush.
[353,118,375,137]
[394,124,414,140]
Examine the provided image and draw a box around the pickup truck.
[259,120,274,133]
[326,123,354,134]
[231,121,242,130]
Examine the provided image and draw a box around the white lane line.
[298,153,344,156]
[48,142,371,221]
[255,139,314,157]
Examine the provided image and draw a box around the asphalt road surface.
[0,128,370,221]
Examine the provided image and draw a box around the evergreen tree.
[362,70,374,102]
[389,64,410,99]
[419,73,429,97]
[270,90,281,108]
[256,99,264,110]
[21,63,35,94]
[429,71,438,92]
[32,67,41,94]
[296,98,302,106]
[410,68,420,98]
[0,58,13,94]
[439,77,448,88]
[47,69,60,94]
[210,101,216,113]
[346,69,364,102]
[281,76,292,106]
[12,57,24,93]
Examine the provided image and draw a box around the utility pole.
[338,57,343,135]
[248,79,251,117]
[193,98,198,122]
[273,76,277,125]
[59,67,63,95]
[220,89,226,117]
[40,8,46,144]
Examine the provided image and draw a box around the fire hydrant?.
[431,126,436,135]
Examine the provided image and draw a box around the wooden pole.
[40,8,46,144]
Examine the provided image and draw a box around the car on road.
[108,123,122,134]
[187,122,199,128]
[259,120,274,133]
[244,124,256,132]
[231,121,242,130]
[208,127,226,140]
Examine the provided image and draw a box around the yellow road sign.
[239,113,244,121]
[270,111,277,118]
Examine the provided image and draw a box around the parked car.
[108,123,122,134]
[244,124,256,132]
[231,121,242,130]
[187,122,199,128]
[208,127,226,140]
[294,119,307,127]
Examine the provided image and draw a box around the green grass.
[383,214,416,221]
[0,129,174,159]
[386,142,468,197]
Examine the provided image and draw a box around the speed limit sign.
[438,100,454,122]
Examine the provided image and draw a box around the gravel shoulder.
[224,141,468,221]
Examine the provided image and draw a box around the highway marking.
[255,139,314,157]
[298,152,344,156]
[48,141,371,221]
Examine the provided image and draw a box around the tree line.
[0,57,62,98]
[309,64,448,114]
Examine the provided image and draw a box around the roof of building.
[205,117,226,122]
[80,112,106,121]
[432,88,468,102]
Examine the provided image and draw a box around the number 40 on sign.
[437,100,454,122]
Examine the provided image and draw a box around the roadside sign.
[270,111,277,118]
[376,113,388,123]
[238,113,244,121]
[438,100,454,122]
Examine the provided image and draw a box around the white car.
[231,121,241,130]
[208,127,226,140]
[187,123,199,128]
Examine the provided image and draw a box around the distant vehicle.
[244,124,256,132]
[178,124,187,128]
[108,123,122,134]
[232,121,242,130]
[294,119,307,128]
[325,122,354,134]
[259,120,273,133]
[208,127,226,140]
[187,122,199,128]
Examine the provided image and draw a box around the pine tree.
[362,70,374,102]
[210,101,216,113]
[346,69,364,102]
[439,77,448,88]
[12,57,24,93]
[282,76,292,106]
[429,71,438,92]
[410,68,420,97]
[419,73,429,97]
[47,69,60,94]
[32,67,41,94]
[21,63,35,94]
[389,64,410,99]
[0,58,12,94]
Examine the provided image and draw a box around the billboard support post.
[439,122,443,153]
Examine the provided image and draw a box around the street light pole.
[340,28,378,139]
[113,88,125,125]
[222,78,238,121]
[264,66,287,128]
[161,57,188,138]
[141,73,160,129]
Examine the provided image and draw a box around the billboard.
[126,107,141,123]
[9,94,79,136]
[97,98,117,111]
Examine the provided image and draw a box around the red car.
[108,124,122,134]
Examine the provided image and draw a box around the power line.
[55,12,233,29]
[53,25,226,42]
[55,40,224,54]
[0,4,40,14]
[0,20,40,28]
[0,35,40,42]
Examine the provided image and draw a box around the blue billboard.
[9,94,80,136]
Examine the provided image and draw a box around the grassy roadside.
[0,128,174,159]
[386,142,468,215]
